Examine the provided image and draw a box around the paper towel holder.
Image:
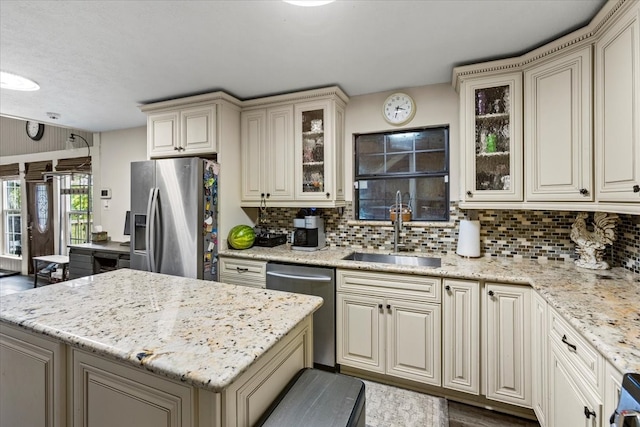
[457,219,481,258]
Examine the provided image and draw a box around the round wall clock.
[382,92,416,126]
[26,121,45,141]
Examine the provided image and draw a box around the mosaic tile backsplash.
[256,203,640,274]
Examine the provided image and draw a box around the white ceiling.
[0,0,606,133]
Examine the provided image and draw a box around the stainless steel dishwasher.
[266,262,335,370]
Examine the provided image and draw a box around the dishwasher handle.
[266,271,332,282]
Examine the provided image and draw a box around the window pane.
[386,154,411,173]
[416,151,446,172]
[415,130,446,150]
[357,177,447,221]
[358,154,385,175]
[356,134,384,154]
[386,135,413,153]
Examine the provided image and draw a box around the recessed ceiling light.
[0,71,40,91]
[283,0,335,6]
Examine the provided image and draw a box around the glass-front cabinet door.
[294,100,335,202]
[462,73,523,202]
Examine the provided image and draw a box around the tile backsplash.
[256,203,640,274]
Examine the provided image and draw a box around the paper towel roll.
[457,220,480,257]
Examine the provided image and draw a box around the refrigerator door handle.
[145,188,156,272]
[150,187,160,272]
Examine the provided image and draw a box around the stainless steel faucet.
[393,190,403,253]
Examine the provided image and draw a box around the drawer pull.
[236,267,249,273]
[583,406,596,419]
[562,334,577,352]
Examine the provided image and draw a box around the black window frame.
[353,125,450,222]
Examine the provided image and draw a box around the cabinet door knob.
[174,146,180,151]
[326,192,331,198]
[488,290,494,297]
[386,304,391,311]
[579,188,589,196]
[466,191,473,197]
[583,406,596,419]
[445,285,451,291]
[266,193,271,199]
[378,303,383,309]
[633,185,640,193]
[561,334,577,352]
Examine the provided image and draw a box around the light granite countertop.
[0,269,322,392]
[220,245,640,374]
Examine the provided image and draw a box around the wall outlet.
[103,200,110,210]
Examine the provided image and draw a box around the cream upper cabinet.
[459,72,523,202]
[483,283,532,408]
[442,278,479,395]
[524,46,593,202]
[147,104,217,158]
[336,269,442,386]
[595,2,640,203]
[240,106,294,203]
[241,86,348,208]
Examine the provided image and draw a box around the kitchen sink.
[342,252,441,268]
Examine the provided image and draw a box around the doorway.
[26,181,54,274]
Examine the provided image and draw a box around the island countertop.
[0,268,323,392]
[220,245,640,374]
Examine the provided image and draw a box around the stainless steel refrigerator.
[130,158,219,280]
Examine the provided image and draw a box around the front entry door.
[27,181,54,274]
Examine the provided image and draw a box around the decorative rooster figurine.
[570,212,618,269]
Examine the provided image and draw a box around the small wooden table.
[32,255,70,287]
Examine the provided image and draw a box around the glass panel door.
[301,108,325,194]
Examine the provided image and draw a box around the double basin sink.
[342,252,441,268]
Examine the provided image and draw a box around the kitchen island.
[0,269,323,427]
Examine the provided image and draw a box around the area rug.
[0,269,20,278]
[363,379,448,427]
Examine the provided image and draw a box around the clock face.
[26,121,44,141]
[383,93,416,125]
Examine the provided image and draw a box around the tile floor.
[0,274,541,427]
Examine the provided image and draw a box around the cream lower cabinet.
[442,278,479,395]
[595,1,640,202]
[0,324,67,427]
[72,350,194,427]
[549,343,601,427]
[483,283,532,408]
[218,256,267,288]
[336,269,441,386]
[532,291,548,427]
[603,362,623,427]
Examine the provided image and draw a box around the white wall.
[344,83,460,201]
[96,126,146,242]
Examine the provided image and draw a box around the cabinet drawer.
[69,253,92,266]
[337,269,440,303]
[548,307,602,392]
[218,257,266,286]
[219,273,265,288]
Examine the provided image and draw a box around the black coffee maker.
[611,373,640,427]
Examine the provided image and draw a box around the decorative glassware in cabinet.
[301,108,325,193]
[474,85,511,191]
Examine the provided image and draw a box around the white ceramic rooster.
[570,212,618,269]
